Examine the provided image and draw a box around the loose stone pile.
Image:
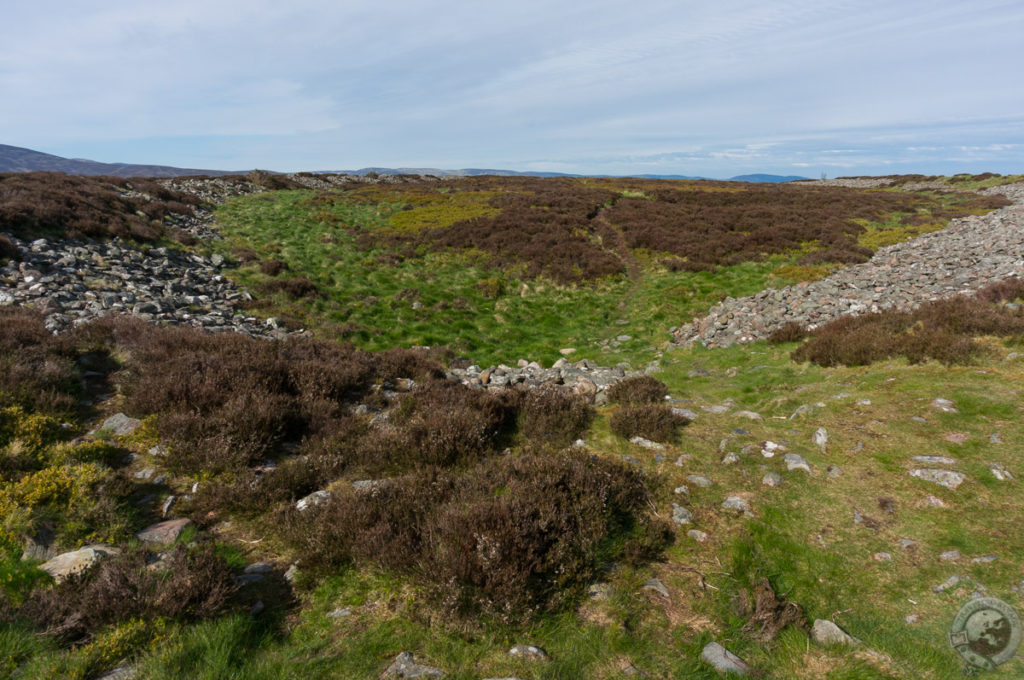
[0,234,289,337]
[673,182,1024,347]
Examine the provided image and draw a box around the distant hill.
[728,173,809,183]
[2,143,808,182]
[0,143,241,178]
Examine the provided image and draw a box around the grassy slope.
[5,178,1022,679]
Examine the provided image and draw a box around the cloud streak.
[2,0,1022,175]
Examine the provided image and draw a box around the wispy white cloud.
[1,0,1022,175]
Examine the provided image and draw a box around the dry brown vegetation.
[333,175,1007,284]
[782,278,1024,366]
[0,172,204,242]
[609,404,689,443]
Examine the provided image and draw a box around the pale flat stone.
[39,545,119,583]
[811,619,860,646]
[909,469,965,490]
[135,518,191,544]
[701,642,750,675]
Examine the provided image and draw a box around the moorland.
[1,169,1023,679]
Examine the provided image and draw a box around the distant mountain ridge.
[0,144,240,178]
[0,143,808,182]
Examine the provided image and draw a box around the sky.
[2,0,1023,177]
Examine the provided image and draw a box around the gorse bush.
[284,450,669,623]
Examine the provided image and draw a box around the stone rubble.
[673,183,1024,347]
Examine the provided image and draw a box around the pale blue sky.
[2,1,1022,176]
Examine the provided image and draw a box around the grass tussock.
[789,278,1024,366]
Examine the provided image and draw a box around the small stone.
[989,433,1003,444]
[701,641,751,676]
[971,555,999,563]
[622,455,641,466]
[989,464,1013,481]
[932,575,961,593]
[812,427,828,452]
[735,411,762,420]
[686,474,713,488]
[911,455,957,465]
[931,398,958,413]
[674,454,692,466]
[630,436,665,451]
[873,552,892,562]
[924,495,947,508]
[97,665,136,680]
[508,644,548,661]
[905,614,920,625]
[760,440,784,458]
[99,413,143,436]
[160,495,176,518]
[39,545,119,583]
[326,607,352,618]
[284,564,299,582]
[722,496,752,517]
[133,467,155,480]
[721,452,740,465]
[588,583,614,600]
[909,469,965,490]
[296,489,330,511]
[671,407,699,421]
[899,538,917,549]
[687,529,708,542]
[826,465,842,478]
[762,472,783,487]
[943,432,969,444]
[642,577,670,598]
[856,399,872,406]
[731,428,750,435]
[673,485,689,495]
[671,504,693,525]
[559,348,576,356]
[382,652,445,678]
[911,416,928,423]
[135,518,191,544]
[940,549,961,561]
[702,404,730,414]
[811,619,860,646]
[784,453,812,474]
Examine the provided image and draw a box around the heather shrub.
[259,258,289,276]
[767,322,808,344]
[284,450,667,622]
[0,309,80,417]
[0,172,201,243]
[517,387,594,447]
[260,276,323,299]
[0,233,18,261]
[791,284,1024,367]
[21,544,235,641]
[609,404,688,443]
[606,376,667,405]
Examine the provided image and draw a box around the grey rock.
[784,453,812,474]
[686,474,713,488]
[326,607,352,618]
[39,545,119,583]
[508,644,548,661]
[811,619,860,646]
[735,410,762,420]
[671,504,692,525]
[701,641,751,676]
[382,652,445,678]
[940,549,961,561]
[909,469,965,490]
[722,496,752,517]
[989,464,1013,481]
[136,518,191,544]
[972,554,999,563]
[721,452,740,465]
[687,529,708,542]
[96,665,136,680]
[812,427,828,452]
[912,455,956,465]
[826,465,843,478]
[296,489,330,511]
[671,407,699,420]
[762,472,783,487]
[641,578,670,599]
[630,436,665,450]
[933,575,961,593]
[931,398,958,412]
[100,413,142,436]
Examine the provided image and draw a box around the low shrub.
[767,322,808,344]
[0,309,80,417]
[606,376,667,405]
[609,404,688,443]
[21,544,235,641]
[260,276,323,299]
[259,258,289,276]
[284,450,667,623]
[517,387,594,447]
[791,280,1024,366]
[0,233,19,261]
